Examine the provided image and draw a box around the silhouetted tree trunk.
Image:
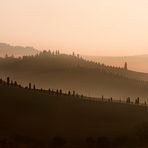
[29,83,31,89]
[126,97,130,103]
[33,84,36,90]
[7,77,10,85]
[49,88,51,94]
[68,91,71,96]
[0,79,2,84]
[60,89,62,95]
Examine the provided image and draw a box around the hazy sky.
[1,0,148,56]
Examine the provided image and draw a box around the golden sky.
[1,0,148,56]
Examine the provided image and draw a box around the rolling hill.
[0,51,148,102]
[1,78,148,147]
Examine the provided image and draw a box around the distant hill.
[0,43,39,57]
[1,78,148,147]
[84,54,148,73]
[0,51,148,101]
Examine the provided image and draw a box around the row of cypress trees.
[0,77,145,105]
[3,77,83,98]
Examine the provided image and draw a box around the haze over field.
[1,0,148,56]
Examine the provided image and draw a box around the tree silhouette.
[124,62,128,70]
[126,97,130,103]
[57,50,60,55]
[60,89,62,95]
[29,83,31,89]
[68,91,71,96]
[56,89,59,95]
[48,50,51,55]
[72,52,75,56]
[7,77,10,85]
[33,84,36,90]
[135,97,140,104]
[0,79,2,84]
[49,88,51,94]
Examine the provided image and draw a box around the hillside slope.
[0,52,148,101]
[85,55,148,75]
[1,80,148,147]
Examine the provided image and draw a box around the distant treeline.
[1,50,147,84]
[2,49,128,73]
[1,50,136,82]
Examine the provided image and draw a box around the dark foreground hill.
[0,51,148,101]
[1,79,148,147]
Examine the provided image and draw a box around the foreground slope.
[1,80,148,147]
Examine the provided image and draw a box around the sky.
[1,0,148,56]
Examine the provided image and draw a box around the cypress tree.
[124,62,128,70]
[0,79,2,84]
[68,91,71,96]
[29,83,31,89]
[49,88,51,94]
[60,89,62,95]
[7,77,10,85]
[56,89,59,95]
[126,97,130,103]
[33,84,36,90]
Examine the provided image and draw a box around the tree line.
[0,77,84,99]
[0,77,147,106]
